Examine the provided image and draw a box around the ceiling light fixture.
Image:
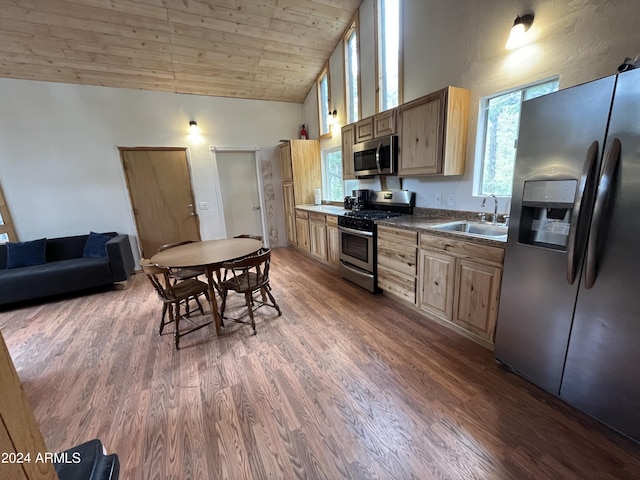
[189,120,198,133]
[506,14,534,50]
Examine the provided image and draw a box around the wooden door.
[120,148,200,257]
[418,248,455,322]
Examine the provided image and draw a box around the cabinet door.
[418,248,455,321]
[279,143,293,183]
[374,109,397,137]
[341,124,356,180]
[310,221,327,260]
[283,183,295,215]
[453,259,502,342]
[355,117,374,143]
[399,90,444,176]
[327,224,340,265]
[295,218,310,252]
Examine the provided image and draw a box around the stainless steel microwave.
[353,135,398,177]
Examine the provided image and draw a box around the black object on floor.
[54,439,119,480]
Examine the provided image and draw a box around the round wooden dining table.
[150,238,263,336]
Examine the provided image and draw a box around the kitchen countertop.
[294,205,507,246]
[295,204,347,215]
[377,216,507,246]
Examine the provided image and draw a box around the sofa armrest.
[106,235,135,282]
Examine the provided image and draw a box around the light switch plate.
[198,201,209,210]
[447,194,456,206]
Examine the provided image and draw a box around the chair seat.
[169,278,209,301]
[220,272,266,293]
[169,266,205,281]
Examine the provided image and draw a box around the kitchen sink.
[430,221,508,239]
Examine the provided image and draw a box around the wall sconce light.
[327,108,338,126]
[189,120,198,133]
[506,14,534,50]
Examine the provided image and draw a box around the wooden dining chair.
[140,259,212,349]
[219,248,281,335]
[157,240,205,283]
[219,234,265,283]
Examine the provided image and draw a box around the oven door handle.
[338,226,374,237]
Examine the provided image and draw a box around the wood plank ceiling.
[0,0,361,103]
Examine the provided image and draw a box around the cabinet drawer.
[378,265,416,304]
[326,214,338,227]
[295,210,309,220]
[309,212,326,223]
[378,225,418,245]
[377,238,417,276]
[419,233,504,266]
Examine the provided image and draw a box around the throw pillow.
[6,238,47,269]
[83,232,111,258]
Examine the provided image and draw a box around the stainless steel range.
[338,190,414,292]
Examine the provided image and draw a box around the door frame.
[210,146,268,247]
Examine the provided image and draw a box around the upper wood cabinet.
[341,124,356,180]
[353,109,398,144]
[280,143,294,183]
[354,116,374,143]
[374,109,397,138]
[398,86,469,177]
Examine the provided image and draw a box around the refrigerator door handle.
[566,141,600,284]
[585,138,622,289]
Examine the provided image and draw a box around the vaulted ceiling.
[0,0,362,103]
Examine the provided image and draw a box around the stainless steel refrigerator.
[495,68,640,443]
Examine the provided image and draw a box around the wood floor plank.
[1,246,639,479]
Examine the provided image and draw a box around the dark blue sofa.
[0,233,135,306]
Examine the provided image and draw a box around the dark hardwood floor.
[1,247,639,479]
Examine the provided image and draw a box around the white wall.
[306,0,640,214]
[0,79,302,261]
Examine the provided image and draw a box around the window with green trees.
[322,148,357,202]
[478,78,559,196]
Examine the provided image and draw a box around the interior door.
[216,151,263,238]
[120,148,200,257]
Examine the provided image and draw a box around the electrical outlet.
[447,194,456,206]
[434,193,442,205]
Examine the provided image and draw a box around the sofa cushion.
[0,258,113,305]
[6,238,47,269]
[83,232,111,258]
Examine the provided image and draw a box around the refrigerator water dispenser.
[518,179,577,250]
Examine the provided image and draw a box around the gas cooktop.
[343,210,404,220]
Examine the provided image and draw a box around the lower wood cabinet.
[309,212,327,261]
[453,259,502,341]
[418,232,504,347]
[377,226,418,303]
[418,248,455,321]
[295,210,310,252]
[327,215,340,265]
[294,209,339,266]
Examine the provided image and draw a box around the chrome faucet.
[481,194,499,225]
